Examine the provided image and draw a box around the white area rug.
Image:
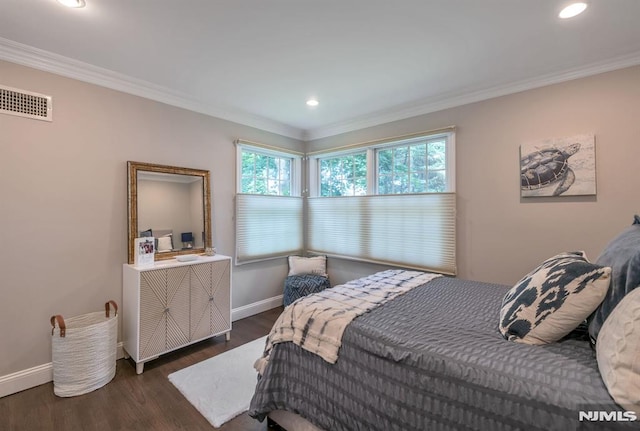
[168,336,267,428]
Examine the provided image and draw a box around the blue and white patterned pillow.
[499,251,611,345]
[283,274,330,307]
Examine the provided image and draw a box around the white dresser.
[122,254,232,374]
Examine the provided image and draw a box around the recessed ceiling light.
[57,0,86,8]
[306,99,319,107]
[559,2,588,19]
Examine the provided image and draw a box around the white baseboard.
[232,294,283,322]
[0,343,126,399]
[1,296,282,398]
[0,362,53,399]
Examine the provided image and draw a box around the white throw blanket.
[254,270,441,375]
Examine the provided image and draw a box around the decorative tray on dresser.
[122,254,232,374]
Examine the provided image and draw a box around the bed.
[249,220,640,431]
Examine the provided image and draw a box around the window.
[311,132,454,197]
[235,141,303,264]
[307,129,456,274]
[307,193,456,273]
[241,151,292,196]
[377,137,448,194]
[319,152,367,196]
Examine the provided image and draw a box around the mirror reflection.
[127,162,211,263]
[137,171,204,250]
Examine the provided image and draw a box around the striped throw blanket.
[254,270,442,375]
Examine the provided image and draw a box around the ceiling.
[1,1,639,140]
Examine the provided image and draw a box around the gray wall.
[0,60,302,377]
[308,65,640,286]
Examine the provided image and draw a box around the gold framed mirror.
[127,161,212,264]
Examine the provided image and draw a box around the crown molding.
[2,37,639,143]
[304,51,640,141]
[0,37,304,140]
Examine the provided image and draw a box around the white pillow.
[157,235,173,252]
[597,286,640,412]
[288,255,327,277]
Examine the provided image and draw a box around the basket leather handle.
[50,315,66,337]
[51,301,116,337]
[105,300,118,318]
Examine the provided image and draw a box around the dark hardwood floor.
[0,307,283,431]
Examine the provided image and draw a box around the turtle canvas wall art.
[520,134,596,197]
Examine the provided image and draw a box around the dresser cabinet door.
[139,266,190,359]
[190,260,231,340]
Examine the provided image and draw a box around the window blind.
[307,193,456,275]
[235,194,303,264]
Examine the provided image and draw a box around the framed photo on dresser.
[134,237,155,267]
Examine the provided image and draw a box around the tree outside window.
[241,150,292,196]
[377,139,446,194]
[319,152,367,197]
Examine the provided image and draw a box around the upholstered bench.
[284,274,331,306]
[283,256,329,307]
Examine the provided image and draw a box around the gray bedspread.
[248,277,633,431]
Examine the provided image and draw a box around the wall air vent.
[0,84,52,122]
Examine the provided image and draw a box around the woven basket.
[50,300,118,397]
